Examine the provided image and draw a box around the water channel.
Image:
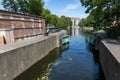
[14,28,105,80]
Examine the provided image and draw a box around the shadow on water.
[14,28,106,80]
[14,44,70,80]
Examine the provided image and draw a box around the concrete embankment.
[0,32,64,80]
[95,33,120,80]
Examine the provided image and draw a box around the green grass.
[84,27,105,32]
[97,29,105,32]
[60,30,67,32]
[84,27,94,31]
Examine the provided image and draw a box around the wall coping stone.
[95,32,120,63]
[0,28,13,31]
[0,32,65,54]
[101,39,120,63]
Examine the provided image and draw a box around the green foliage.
[49,14,58,27]
[58,16,72,27]
[107,26,120,39]
[78,18,88,27]
[80,0,120,28]
[80,0,120,38]
[41,9,72,28]
[84,27,94,31]
[2,0,18,12]
[28,0,44,16]
[41,8,51,26]
[2,0,44,15]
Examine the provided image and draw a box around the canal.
[14,28,105,80]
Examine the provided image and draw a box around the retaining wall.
[95,33,120,80]
[0,32,64,80]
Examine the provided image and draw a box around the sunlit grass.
[84,27,105,33]
[84,27,94,31]
[97,29,105,32]
[60,30,67,32]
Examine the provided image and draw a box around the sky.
[0,0,88,18]
[44,0,88,18]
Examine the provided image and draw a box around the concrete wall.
[95,34,120,80]
[0,32,64,80]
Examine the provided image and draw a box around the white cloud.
[58,3,80,12]
[65,4,79,10]
[43,0,49,5]
[44,0,48,3]
[43,0,49,8]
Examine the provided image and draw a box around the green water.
[14,28,105,80]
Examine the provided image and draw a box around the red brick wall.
[0,10,46,42]
[0,20,11,28]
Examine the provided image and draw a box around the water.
[14,28,104,80]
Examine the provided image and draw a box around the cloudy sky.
[0,0,88,18]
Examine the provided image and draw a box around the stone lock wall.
[0,10,46,44]
[95,33,120,80]
[0,32,65,80]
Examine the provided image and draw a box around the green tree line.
[79,0,120,29]
[79,0,120,38]
[2,0,72,28]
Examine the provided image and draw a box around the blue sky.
[0,1,3,9]
[44,0,88,18]
[0,0,88,18]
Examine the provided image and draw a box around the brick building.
[0,10,46,45]
[70,17,80,27]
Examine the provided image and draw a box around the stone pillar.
[0,28,14,44]
[41,18,46,35]
[0,35,4,45]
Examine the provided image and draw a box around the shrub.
[107,26,120,39]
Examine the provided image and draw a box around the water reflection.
[14,28,105,80]
[61,43,70,51]
[72,28,80,36]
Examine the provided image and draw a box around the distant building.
[70,17,80,27]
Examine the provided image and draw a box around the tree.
[2,0,44,15]
[2,0,18,12]
[50,14,58,27]
[80,0,120,38]
[58,16,72,27]
[80,0,120,28]
[28,0,44,16]
[41,8,51,27]
[78,18,88,27]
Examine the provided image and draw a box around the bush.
[107,26,120,39]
